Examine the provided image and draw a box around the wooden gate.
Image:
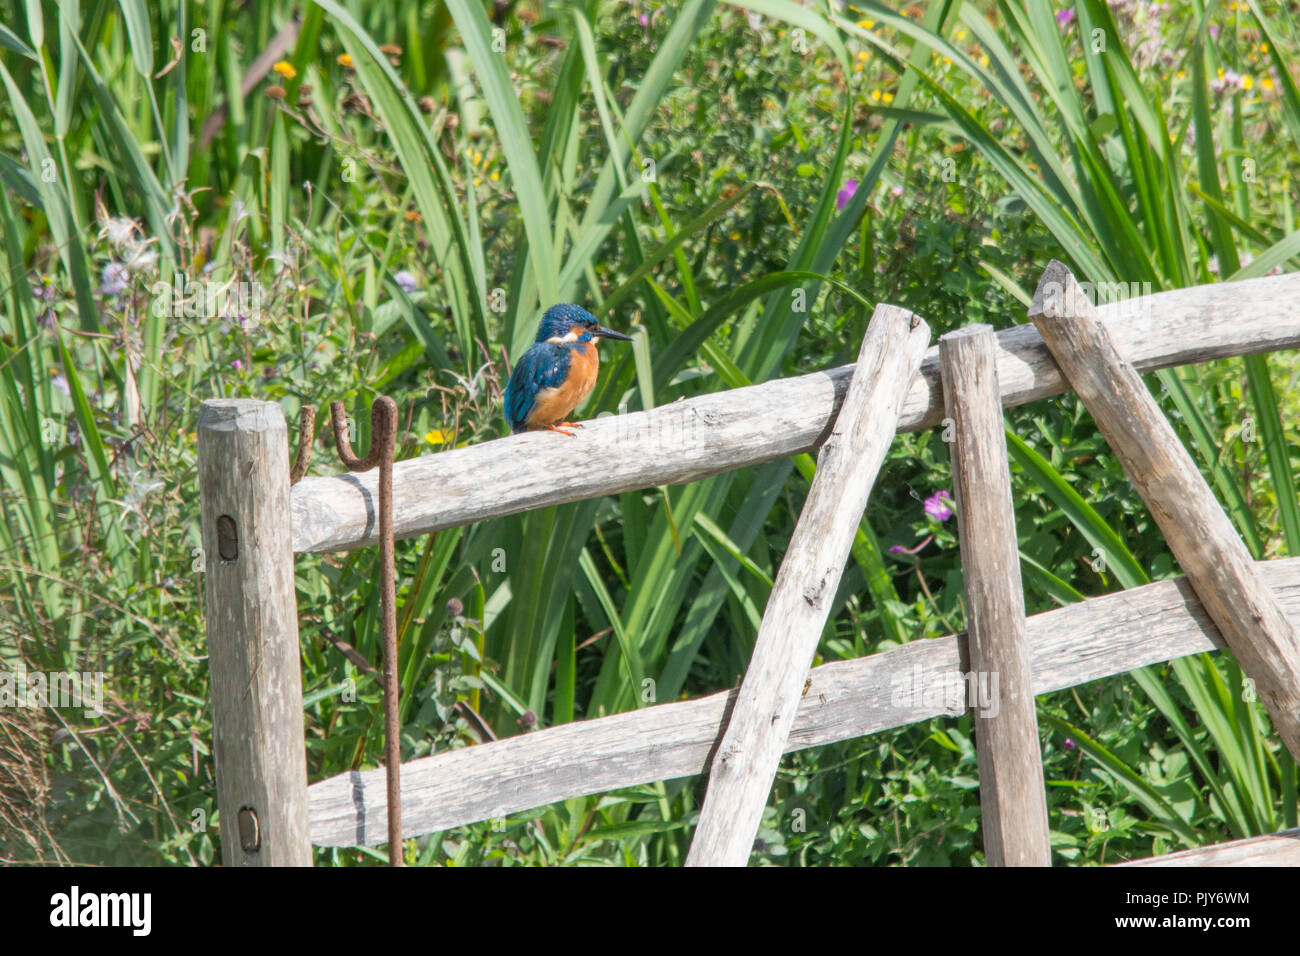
[198,262,1300,866]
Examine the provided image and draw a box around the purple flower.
[393,269,418,293]
[231,359,244,371]
[100,261,129,297]
[1209,24,1219,38]
[1056,8,1075,27]
[638,13,648,27]
[836,179,858,211]
[888,545,907,555]
[890,184,904,199]
[924,490,954,522]
[1064,737,1076,750]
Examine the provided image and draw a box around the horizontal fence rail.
[306,557,1300,846]
[1116,828,1300,866]
[291,273,1300,553]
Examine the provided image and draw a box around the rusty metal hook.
[289,405,316,485]
[330,397,396,473]
[330,396,402,866]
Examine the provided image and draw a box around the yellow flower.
[857,19,875,29]
[870,88,882,102]
[425,429,447,445]
[1176,69,1186,79]
[1261,43,1269,53]
[473,176,482,186]
[490,170,499,181]
[854,62,863,72]
[729,230,741,240]
[1242,74,1253,89]
[882,91,894,103]
[979,53,989,67]
[857,50,870,61]
[337,53,354,68]
[955,29,967,40]
[1262,75,1275,90]
[273,60,297,80]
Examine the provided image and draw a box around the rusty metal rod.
[330,397,401,866]
[289,405,316,485]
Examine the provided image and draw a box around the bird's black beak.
[592,325,633,342]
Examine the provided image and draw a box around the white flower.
[122,240,160,274]
[99,216,141,250]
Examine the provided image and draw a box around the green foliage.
[0,0,1296,865]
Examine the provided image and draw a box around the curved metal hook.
[330,396,397,472]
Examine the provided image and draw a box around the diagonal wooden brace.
[1028,260,1300,760]
[686,304,931,867]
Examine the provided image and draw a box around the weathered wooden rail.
[200,268,1300,867]
[289,273,1300,553]
[308,557,1300,846]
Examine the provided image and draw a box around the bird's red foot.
[546,423,578,437]
[556,420,583,430]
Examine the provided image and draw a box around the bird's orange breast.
[526,342,600,428]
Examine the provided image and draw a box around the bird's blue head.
[535,303,633,345]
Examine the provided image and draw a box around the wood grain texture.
[199,399,311,866]
[1117,828,1300,866]
[307,557,1300,847]
[290,273,1300,553]
[1029,260,1300,761]
[940,325,1050,867]
[685,304,931,867]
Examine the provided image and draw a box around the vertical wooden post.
[940,325,1051,867]
[686,305,932,867]
[199,399,311,866]
[1029,261,1300,761]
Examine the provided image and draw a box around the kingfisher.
[503,304,633,436]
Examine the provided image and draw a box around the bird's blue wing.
[504,343,570,433]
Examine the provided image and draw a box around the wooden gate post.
[199,399,311,866]
[940,325,1051,866]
